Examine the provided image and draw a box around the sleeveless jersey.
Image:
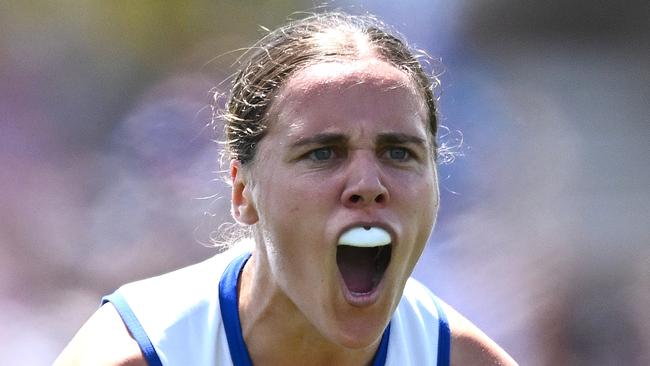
[103,246,451,366]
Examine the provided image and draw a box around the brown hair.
[221,11,439,165]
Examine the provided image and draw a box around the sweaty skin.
[55,57,517,366]
[232,58,438,364]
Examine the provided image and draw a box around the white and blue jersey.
[103,247,451,366]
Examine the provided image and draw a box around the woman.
[55,12,516,365]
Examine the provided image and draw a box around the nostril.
[350,194,362,203]
[375,194,385,204]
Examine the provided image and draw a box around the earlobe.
[230,160,259,225]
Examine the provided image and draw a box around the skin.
[54,57,517,365]
[232,58,438,365]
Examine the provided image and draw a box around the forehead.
[266,59,429,138]
[282,58,415,94]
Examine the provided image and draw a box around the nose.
[341,153,389,209]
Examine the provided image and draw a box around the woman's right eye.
[308,147,334,161]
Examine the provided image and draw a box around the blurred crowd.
[1,1,648,365]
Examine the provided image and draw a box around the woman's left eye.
[386,147,410,161]
[308,147,334,161]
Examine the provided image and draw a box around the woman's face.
[242,58,439,348]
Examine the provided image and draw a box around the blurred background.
[1,1,648,364]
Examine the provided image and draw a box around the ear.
[230,160,259,225]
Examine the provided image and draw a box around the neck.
[238,250,381,366]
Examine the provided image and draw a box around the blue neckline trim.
[372,322,391,366]
[433,296,451,366]
[218,252,255,366]
[218,251,392,366]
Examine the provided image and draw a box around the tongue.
[337,246,378,293]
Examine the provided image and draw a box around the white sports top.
[103,246,451,366]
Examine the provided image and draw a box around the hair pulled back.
[223,12,439,165]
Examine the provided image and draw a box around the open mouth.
[337,244,392,294]
[336,227,392,295]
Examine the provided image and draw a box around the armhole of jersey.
[432,296,451,366]
[102,293,164,366]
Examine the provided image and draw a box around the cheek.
[396,171,438,226]
[257,180,305,219]
[253,171,328,244]
[395,167,438,201]
[262,171,335,211]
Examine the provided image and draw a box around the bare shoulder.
[440,301,519,366]
[53,303,146,366]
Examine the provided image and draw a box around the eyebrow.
[376,133,427,146]
[289,132,427,149]
[290,133,348,148]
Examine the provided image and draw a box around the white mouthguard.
[338,227,391,248]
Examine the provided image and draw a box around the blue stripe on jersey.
[102,293,163,366]
[219,252,254,366]
[219,251,392,366]
[433,296,451,366]
[371,321,391,366]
